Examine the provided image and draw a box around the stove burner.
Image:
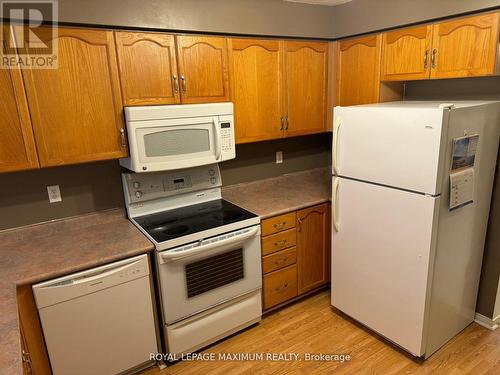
[150,224,191,237]
[213,209,245,222]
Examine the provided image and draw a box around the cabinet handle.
[280,116,284,131]
[119,128,127,148]
[22,350,32,375]
[173,74,179,94]
[431,49,437,69]
[423,50,429,69]
[275,282,289,292]
[181,75,187,93]
[274,257,288,266]
[274,239,288,247]
[297,217,303,232]
[285,115,289,131]
[273,222,286,230]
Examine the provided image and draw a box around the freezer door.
[333,106,447,195]
[331,177,439,356]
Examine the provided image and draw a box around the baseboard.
[474,312,499,330]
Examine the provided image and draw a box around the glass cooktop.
[134,199,257,243]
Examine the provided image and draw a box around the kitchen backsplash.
[0,133,331,231]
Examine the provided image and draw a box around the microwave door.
[134,117,220,171]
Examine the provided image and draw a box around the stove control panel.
[123,164,221,204]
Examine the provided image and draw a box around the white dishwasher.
[33,254,158,375]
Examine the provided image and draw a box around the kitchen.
[1,0,500,374]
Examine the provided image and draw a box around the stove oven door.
[156,225,262,324]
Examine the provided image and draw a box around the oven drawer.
[262,228,296,255]
[165,290,261,355]
[263,265,297,309]
[262,247,297,274]
[261,212,296,236]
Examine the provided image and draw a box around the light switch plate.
[47,185,62,203]
[276,151,283,164]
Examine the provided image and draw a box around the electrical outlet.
[276,151,283,164]
[47,185,62,203]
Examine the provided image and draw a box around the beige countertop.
[0,209,154,375]
[222,167,331,219]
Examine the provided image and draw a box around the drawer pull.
[275,283,289,292]
[274,239,288,247]
[273,222,287,230]
[274,257,288,265]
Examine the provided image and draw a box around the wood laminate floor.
[143,291,500,375]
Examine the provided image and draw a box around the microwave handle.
[213,118,222,160]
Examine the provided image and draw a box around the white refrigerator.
[331,101,500,358]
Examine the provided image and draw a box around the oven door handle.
[213,117,222,161]
[159,227,259,263]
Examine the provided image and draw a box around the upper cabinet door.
[20,28,127,167]
[175,35,230,103]
[0,38,39,173]
[284,41,328,137]
[229,38,284,143]
[381,25,433,81]
[337,35,381,106]
[431,13,500,79]
[115,32,180,105]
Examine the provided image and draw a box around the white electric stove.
[122,164,262,355]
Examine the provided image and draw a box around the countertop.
[0,209,155,375]
[222,167,331,219]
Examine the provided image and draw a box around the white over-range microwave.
[120,103,236,172]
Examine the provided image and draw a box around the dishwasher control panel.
[32,255,150,309]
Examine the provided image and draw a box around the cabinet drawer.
[262,247,297,274]
[262,228,296,256]
[261,212,296,236]
[263,265,297,309]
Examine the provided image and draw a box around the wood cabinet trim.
[339,35,379,50]
[230,38,280,52]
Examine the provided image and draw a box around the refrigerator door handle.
[333,117,342,175]
[333,177,340,232]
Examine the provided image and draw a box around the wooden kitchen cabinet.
[0,37,39,173]
[430,12,500,79]
[20,27,127,167]
[229,38,284,143]
[284,41,328,137]
[261,205,330,310]
[337,35,382,106]
[296,203,330,294]
[176,35,230,103]
[115,32,180,105]
[17,285,51,375]
[381,25,433,81]
[229,39,328,143]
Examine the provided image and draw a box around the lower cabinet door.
[263,264,297,309]
[296,203,330,294]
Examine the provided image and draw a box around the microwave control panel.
[123,164,221,204]
[219,115,235,159]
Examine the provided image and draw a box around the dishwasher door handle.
[160,227,259,263]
